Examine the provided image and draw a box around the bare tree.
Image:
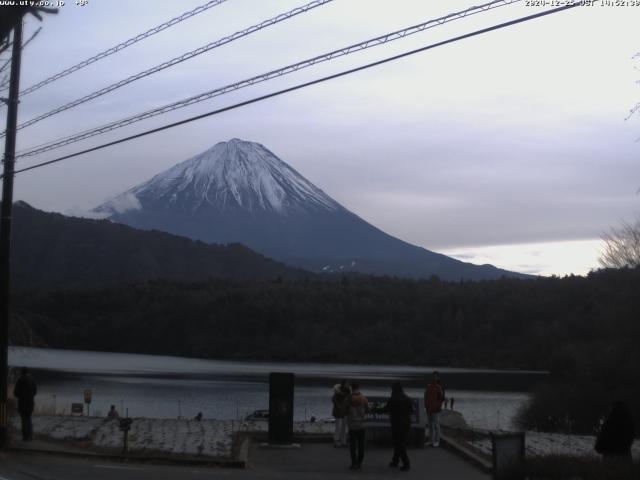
[602,53,640,269]
[599,217,640,268]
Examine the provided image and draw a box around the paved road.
[0,443,489,480]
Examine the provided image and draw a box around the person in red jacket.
[424,371,444,447]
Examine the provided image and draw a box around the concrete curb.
[9,431,493,473]
[8,443,246,468]
[440,433,493,473]
[248,432,333,444]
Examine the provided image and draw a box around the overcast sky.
[4,0,640,276]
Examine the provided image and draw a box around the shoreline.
[10,346,548,392]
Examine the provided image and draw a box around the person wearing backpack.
[342,382,370,470]
[424,371,444,447]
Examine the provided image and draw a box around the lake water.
[9,347,537,431]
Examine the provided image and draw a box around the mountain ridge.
[9,201,307,291]
[96,138,530,281]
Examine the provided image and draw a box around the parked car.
[245,409,270,421]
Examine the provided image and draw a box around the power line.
[10,3,581,177]
[0,57,11,76]
[0,27,41,110]
[14,0,229,97]
[16,0,523,159]
[1,0,334,139]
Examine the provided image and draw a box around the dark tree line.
[10,267,640,434]
[9,202,305,291]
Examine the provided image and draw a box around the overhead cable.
[16,0,522,158]
[2,0,334,139]
[10,3,581,177]
[16,0,229,97]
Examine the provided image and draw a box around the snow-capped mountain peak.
[94,138,527,280]
[98,138,340,215]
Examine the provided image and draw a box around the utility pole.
[0,19,23,449]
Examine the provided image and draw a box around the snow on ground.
[467,431,640,460]
[19,413,636,462]
[91,418,235,458]
[11,415,332,459]
[10,415,105,440]
[239,419,333,435]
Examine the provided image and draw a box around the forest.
[11,266,640,434]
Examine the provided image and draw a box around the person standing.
[107,405,120,420]
[14,367,37,441]
[343,382,370,470]
[332,380,350,447]
[374,382,413,471]
[595,400,635,460]
[424,371,444,447]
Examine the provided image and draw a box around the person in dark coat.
[374,382,414,471]
[13,367,37,441]
[595,400,635,460]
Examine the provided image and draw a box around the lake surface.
[9,347,536,431]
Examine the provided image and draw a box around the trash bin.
[491,431,525,480]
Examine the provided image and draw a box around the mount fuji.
[95,138,527,280]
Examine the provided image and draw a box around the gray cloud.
[519,267,547,275]
[449,253,477,260]
[8,0,640,262]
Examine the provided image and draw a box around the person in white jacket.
[332,380,350,447]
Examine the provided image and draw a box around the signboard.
[119,418,133,432]
[83,389,92,404]
[268,372,294,445]
[71,403,83,414]
[365,396,422,427]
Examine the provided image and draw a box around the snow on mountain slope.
[97,139,340,215]
[95,138,529,280]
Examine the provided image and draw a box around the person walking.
[13,367,37,441]
[595,400,635,460]
[374,382,413,471]
[343,382,370,470]
[424,371,444,447]
[332,380,350,447]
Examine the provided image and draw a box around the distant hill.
[10,201,306,291]
[95,138,530,281]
